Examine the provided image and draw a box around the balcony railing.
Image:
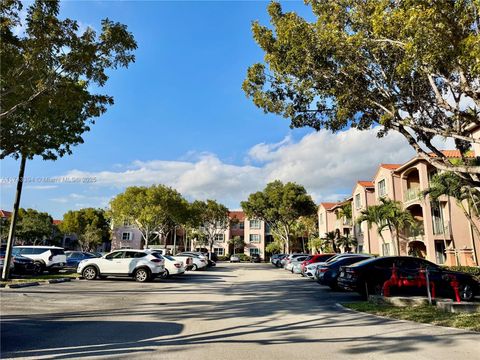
[403,223,425,240]
[433,218,451,237]
[404,187,421,202]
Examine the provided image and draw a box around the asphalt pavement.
[1,263,479,360]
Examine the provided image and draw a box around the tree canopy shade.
[0,0,136,280]
[109,185,189,249]
[243,1,480,184]
[241,180,317,252]
[1,0,137,160]
[60,208,110,251]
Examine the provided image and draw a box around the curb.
[2,277,79,289]
[335,302,479,334]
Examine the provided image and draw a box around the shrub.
[238,254,251,262]
[443,266,480,281]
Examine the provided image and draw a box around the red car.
[300,254,336,275]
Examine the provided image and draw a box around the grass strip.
[343,302,480,332]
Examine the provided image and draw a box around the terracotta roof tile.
[53,220,62,225]
[380,164,402,170]
[357,181,374,188]
[429,150,475,158]
[229,211,245,221]
[320,202,339,210]
[0,210,12,218]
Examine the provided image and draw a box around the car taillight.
[320,268,328,272]
[200,259,206,263]
[174,263,181,268]
[150,259,162,263]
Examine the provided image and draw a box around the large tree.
[15,208,55,245]
[60,208,110,251]
[190,200,230,259]
[109,185,188,249]
[243,1,480,184]
[241,180,317,253]
[0,0,136,280]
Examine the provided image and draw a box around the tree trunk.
[1,154,27,281]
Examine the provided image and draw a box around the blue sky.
[1,1,421,219]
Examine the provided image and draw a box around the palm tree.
[356,204,388,250]
[378,198,416,256]
[424,172,480,254]
[336,234,358,253]
[324,231,339,253]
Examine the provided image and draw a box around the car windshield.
[163,255,175,261]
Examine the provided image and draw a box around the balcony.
[403,223,425,240]
[433,218,451,238]
[404,188,421,203]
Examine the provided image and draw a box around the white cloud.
[25,185,58,190]
[59,127,420,208]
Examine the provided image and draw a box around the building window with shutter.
[249,234,261,243]
[249,219,261,229]
[122,232,132,241]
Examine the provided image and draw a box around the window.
[355,193,361,209]
[214,234,224,242]
[121,232,132,241]
[239,222,244,229]
[357,245,364,253]
[249,234,261,243]
[319,214,324,225]
[382,243,390,256]
[249,219,261,229]
[213,248,224,256]
[250,248,260,256]
[106,251,124,260]
[378,179,386,197]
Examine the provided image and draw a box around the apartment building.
[346,155,479,266]
[112,211,270,259]
[351,181,378,255]
[318,202,352,236]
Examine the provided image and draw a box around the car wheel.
[160,269,170,279]
[191,264,198,271]
[459,283,474,302]
[33,262,44,275]
[134,268,150,282]
[82,266,98,280]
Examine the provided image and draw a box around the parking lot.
[1,263,479,360]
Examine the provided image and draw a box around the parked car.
[286,255,309,272]
[303,253,367,279]
[0,247,15,274]
[282,253,309,268]
[230,255,240,263]
[13,246,66,274]
[148,249,195,270]
[77,249,165,282]
[250,254,261,263]
[316,255,373,289]
[338,256,479,301]
[146,251,185,278]
[65,251,99,269]
[300,253,336,274]
[271,254,286,267]
[176,252,208,271]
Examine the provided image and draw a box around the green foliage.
[60,208,110,251]
[336,234,358,253]
[307,237,330,253]
[323,231,339,253]
[109,185,188,247]
[228,235,245,252]
[0,0,137,161]
[336,203,352,220]
[238,253,251,262]
[343,302,480,332]
[265,242,283,254]
[443,266,480,281]
[244,1,480,184]
[189,199,230,251]
[241,180,317,250]
[15,208,55,245]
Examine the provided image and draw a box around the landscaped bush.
[217,255,230,261]
[443,266,480,281]
[238,254,250,262]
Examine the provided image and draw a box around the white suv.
[77,249,165,282]
[13,246,66,273]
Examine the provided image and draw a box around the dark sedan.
[65,251,99,269]
[316,255,372,289]
[250,254,261,263]
[338,256,479,301]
